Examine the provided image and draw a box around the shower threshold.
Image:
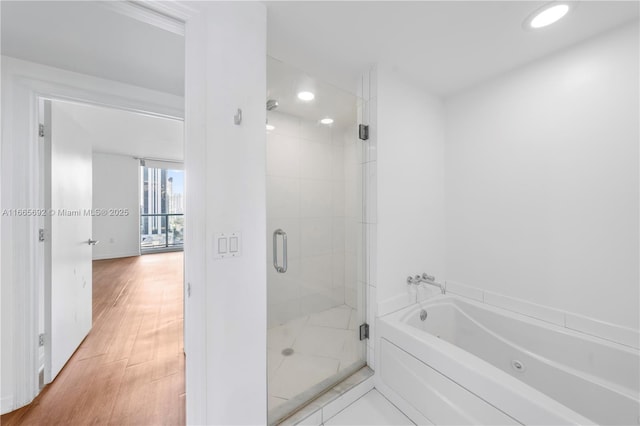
[271,366,373,426]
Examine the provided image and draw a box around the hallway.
[1,252,185,426]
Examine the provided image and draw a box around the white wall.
[91,152,140,260]
[266,111,351,327]
[183,3,267,424]
[445,23,639,330]
[374,65,447,311]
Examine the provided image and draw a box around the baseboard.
[1,395,15,415]
[92,251,140,260]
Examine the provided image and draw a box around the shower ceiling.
[267,56,357,128]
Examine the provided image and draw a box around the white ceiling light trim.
[525,3,571,29]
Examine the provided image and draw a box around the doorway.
[23,98,186,424]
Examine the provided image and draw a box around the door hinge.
[39,124,45,138]
[39,333,45,347]
[358,124,369,141]
[186,282,191,298]
[359,323,369,341]
[39,228,45,242]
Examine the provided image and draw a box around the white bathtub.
[377,295,639,425]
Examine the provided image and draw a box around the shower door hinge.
[359,323,369,341]
[39,124,45,138]
[39,333,45,347]
[358,124,369,141]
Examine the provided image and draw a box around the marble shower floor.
[268,305,363,413]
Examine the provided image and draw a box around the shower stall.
[266,57,367,423]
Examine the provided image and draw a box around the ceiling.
[266,1,639,96]
[1,1,638,99]
[55,101,184,161]
[1,1,185,96]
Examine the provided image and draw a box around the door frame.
[39,96,184,386]
[2,28,186,416]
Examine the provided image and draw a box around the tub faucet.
[421,273,446,294]
[406,273,446,294]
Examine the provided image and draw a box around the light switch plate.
[214,232,241,259]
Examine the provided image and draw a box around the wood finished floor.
[1,252,185,426]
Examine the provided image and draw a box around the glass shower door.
[266,57,367,423]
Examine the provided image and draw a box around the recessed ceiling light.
[266,124,275,131]
[297,91,315,101]
[320,118,334,125]
[526,3,570,29]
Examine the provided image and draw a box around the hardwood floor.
[1,252,185,426]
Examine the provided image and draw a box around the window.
[140,164,184,252]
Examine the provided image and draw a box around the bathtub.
[377,295,639,425]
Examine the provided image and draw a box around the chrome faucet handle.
[407,275,422,285]
[421,273,435,282]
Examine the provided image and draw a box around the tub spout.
[420,273,446,295]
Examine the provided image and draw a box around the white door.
[43,100,93,383]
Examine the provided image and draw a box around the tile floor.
[324,389,414,425]
[268,305,364,412]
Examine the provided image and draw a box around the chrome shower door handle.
[272,229,287,273]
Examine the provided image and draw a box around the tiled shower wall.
[266,111,360,327]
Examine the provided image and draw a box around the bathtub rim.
[398,294,639,357]
[400,295,640,402]
[378,295,602,425]
[400,293,640,355]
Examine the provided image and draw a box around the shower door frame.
[265,85,372,424]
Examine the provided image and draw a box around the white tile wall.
[267,133,300,178]
[300,180,332,218]
[267,176,301,218]
[300,141,334,180]
[300,219,333,257]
